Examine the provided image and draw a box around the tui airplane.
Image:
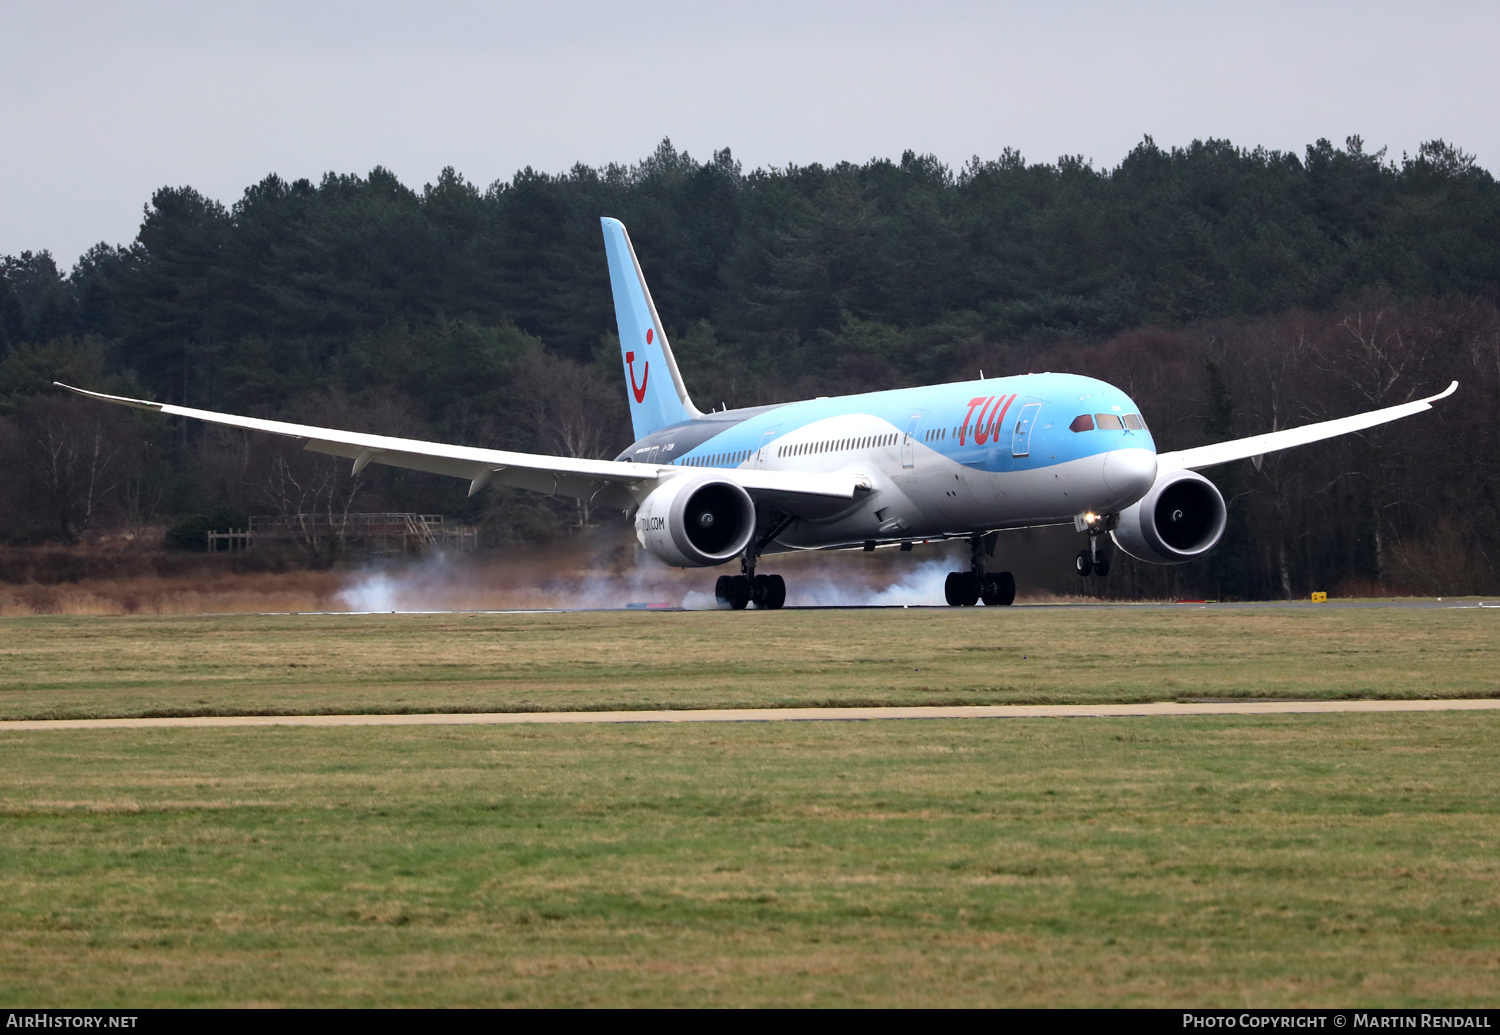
[59,217,1458,609]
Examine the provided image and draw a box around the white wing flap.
[1157,381,1457,473]
[54,383,863,509]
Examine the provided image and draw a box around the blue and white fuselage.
[615,373,1158,551]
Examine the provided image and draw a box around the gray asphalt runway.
[302,598,1500,617]
[3,698,1497,732]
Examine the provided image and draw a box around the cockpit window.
[1122,413,1144,431]
[1094,413,1124,430]
[1069,414,1095,432]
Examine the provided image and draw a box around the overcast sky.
[4,0,1496,266]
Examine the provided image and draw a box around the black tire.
[962,572,980,606]
[981,572,1017,606]
[944,572,963,607]
[995,571,1016,606]
[946,571,979,606]
[1093,555,1110,578]
[1075,550,1094,577]
[750,573,786,610]
[714,575,734,608]
[761,574,786,610]
[727,574,752,610]
[980,573,1001,606]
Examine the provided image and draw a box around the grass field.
[2,606,1497,1006]
[1,606,1497,721]
[1,714,1497,1007]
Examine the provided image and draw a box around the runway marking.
[3,698,1499,731]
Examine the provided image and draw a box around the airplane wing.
[54,383,865,511]
[1156,381,1457,473]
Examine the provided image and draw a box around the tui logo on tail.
[627,329,652,404]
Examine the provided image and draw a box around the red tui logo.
[626,343,650,404]
[961,394,1017,445]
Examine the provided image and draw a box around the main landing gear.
[715,520,789,610]
[945,532,1016,607]
[715,572,786,610]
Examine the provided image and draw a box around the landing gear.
[716,525,789,609]
[946,533,1016,607]
[752,573,786,609]
[715,574,752,610]
[944,571,980,607]
[1076,528,1112,578]
[981,571,1016,606]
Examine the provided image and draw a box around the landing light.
[1074,510,1110,533]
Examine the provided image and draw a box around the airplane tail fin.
[600,217,701,439]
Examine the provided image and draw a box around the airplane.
[58,217,1458,610]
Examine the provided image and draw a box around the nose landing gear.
[1076,523,1113,578]
[945,532,1016,607]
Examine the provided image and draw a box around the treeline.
[1,137,1497,596]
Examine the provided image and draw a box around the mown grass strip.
[0,713,1496,1006]
[1,607,1496,720]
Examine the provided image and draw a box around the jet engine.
[635,476,757,567]
[1110,469,1228,564]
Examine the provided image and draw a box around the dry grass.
[0,569,347,616]
[0,528,1111,615]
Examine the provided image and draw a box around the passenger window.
[1095,414,1123,430]
[1122,414,1143,431]
[1070,414,1095,432]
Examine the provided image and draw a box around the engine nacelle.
[1110,469,1228,564]
[634,476,756,568]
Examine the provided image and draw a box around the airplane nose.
[1102,448,1158,502]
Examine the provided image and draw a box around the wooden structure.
[207,513,478,554]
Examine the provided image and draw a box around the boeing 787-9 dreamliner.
[60,218,1458,609]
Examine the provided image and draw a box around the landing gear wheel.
[1075,550,1094,577]
[717,574,751,610]
[752,573,786,610]
[944,571,980,607]
[981,572,1016,606]
[1092,554,1111,578]
[980,573,999,606]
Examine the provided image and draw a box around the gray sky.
[4,0,1496,266]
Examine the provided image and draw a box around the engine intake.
[635,476,757,567]
[1110,469,1228,564]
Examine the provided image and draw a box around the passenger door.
[901,415,922,469]
[1011,403,1042,458]
[755,428,778,469]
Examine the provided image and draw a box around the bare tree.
[18,398,143,541]
[242,391,391,558]
[509,352,629,527]
[1317,299,1433,583]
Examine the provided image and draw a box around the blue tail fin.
[600,217,701,439]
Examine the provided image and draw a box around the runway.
[4,697,1498,731]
